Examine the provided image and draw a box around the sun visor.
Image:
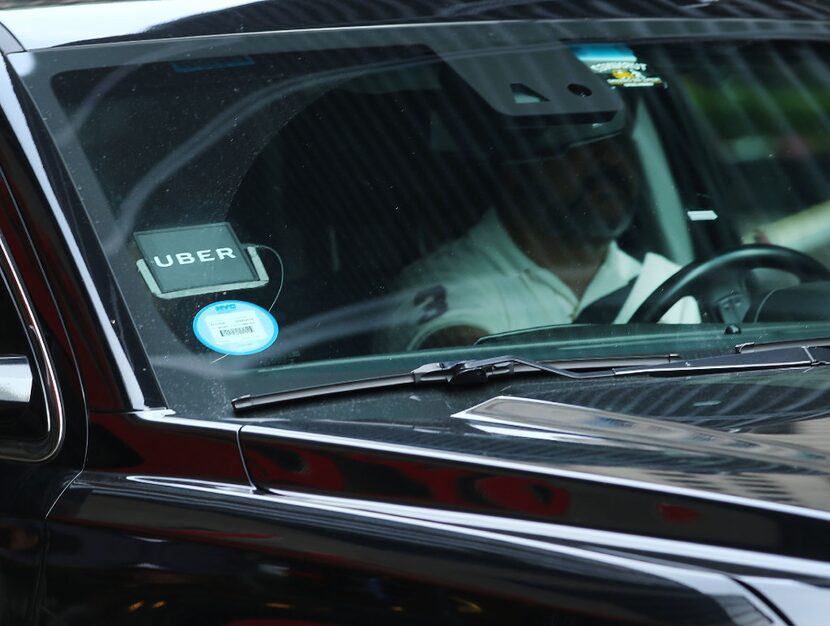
[438,44,624,122]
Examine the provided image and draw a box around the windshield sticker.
[687,210,719,221]
[135,223,269,299]
[193,300,278,356]
[570,44,638,64]
[571,44,664,89]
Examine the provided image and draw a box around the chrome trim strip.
[118,475,785,625]
[135,410,241,433]
[0,230,64,461]
[265,488,830,579]
[7,17,830,53]
[241,424,830,523]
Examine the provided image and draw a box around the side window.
[679,43,830,266]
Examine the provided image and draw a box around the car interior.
[42,41,830,366]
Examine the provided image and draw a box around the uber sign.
[134,223,269,298]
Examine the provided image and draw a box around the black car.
[2,0,830,623]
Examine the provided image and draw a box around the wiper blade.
[232,345,830,413]
[231,354,669,413]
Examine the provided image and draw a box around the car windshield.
[12,21,830,414]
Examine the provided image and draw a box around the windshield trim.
[5,17,830,55]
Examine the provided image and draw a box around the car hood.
[452,393,830,506]
[235,366,830,561]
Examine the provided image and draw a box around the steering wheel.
[628,244,830,324]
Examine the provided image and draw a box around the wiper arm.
[412,355,620,383]
[613,345,830,377]
[231,354,665,413]
[232,345,830,413]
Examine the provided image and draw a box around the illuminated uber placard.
[134,223,268,298]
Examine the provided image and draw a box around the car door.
[0,168,85,625]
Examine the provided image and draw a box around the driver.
[378,113,700,352]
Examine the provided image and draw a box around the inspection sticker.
[571,44,664,89]
[193,300,278,356]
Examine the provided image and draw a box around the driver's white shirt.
[380,209,700,352]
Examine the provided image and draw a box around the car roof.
[0,0,829,51]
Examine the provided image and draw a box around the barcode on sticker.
[203,305,270,350]
[219,326,254,337]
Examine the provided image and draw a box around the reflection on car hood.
[454,395,830,474]
[239,366,830,517]
[452,394,830,512]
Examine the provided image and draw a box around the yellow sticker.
[589,61,664,89]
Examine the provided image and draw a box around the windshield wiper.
[613,345,830,377]
[231,354,670,412]
[231,345,830,413]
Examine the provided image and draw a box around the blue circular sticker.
[193,300,278,356]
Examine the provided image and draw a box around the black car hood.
[237,365,830,528]
[451,393,830,510]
